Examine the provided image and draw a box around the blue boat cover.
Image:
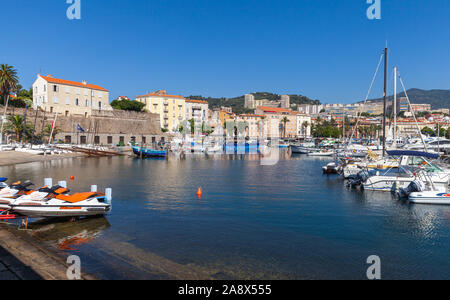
[386,150,439,160]
[0,177,7,182]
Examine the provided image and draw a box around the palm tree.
[3,115,31,142]
[42,124,62,143]
[0,65,19,106]
[302,121,309,138]
[280,116,290,138]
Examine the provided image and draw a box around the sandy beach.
[0,151,86,167]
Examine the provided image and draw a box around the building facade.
[185,99,209,124]
[32,74,111,116]
[136,90,186,132]
[280,95,290,109]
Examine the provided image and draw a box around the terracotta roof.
[40,75,108,92]
[257,106,296,114]
[136,90,185,99]
[186,99,208,104]
[241,114,265,118]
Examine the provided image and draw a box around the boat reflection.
[28,217,111,251]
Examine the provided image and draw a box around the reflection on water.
[0,154,449,279]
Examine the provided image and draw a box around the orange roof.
[186,99,208,104]
[40,75,108,92]
[257,106,295,114]
[137,90,185,99]
[241,114,265,118]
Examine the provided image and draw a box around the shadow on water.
[0,154,449,279]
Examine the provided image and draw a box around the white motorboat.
[11,191,111,218]
[0,181,35,209]
[409,191,450,205]
[362,151,450,192]
[308,150,334,157]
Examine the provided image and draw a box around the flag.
[77,124,85,132]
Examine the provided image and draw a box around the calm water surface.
[1,154,449,279]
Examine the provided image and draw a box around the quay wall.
[3,107,166,145]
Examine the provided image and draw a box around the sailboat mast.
[382,47,388,157]
[393,66,397,146]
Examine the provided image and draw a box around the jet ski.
[11,190,111,218]
[0,181,36,209]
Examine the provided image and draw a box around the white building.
[32,74,111,117]
[185,99,209,123]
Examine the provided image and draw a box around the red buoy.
[196,187,203,198]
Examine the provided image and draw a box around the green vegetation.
[421,126,449,138]
[2,115,33,142]
[0,64,19,106]
[369,88,450,110]
[111,99,145,112]
[187,92,321,115]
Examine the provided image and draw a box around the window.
[85,100,89,107]
[91,91,95,97]
[99,102,102,110]
[119,136,125,143]
[65,136,72,144]
[107,136,113,144]
[53,96,58,104]
[94,136,100,144]
[76,88,80,95]
[65,111,69,116]
[66,87,70,93]
[131,136,136,143]
[80,136,87,144]
[50,107,53,113]
[44,85,46,92]
[84,89,88,96]
[53,85,58,92]
[75,98,79,106]
[142,136,146,144]
[98,92,102,98]
[65,97,70,105]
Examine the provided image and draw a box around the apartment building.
[256,106,297,138]
[185,99,209,124]
[236,114,266,139]
[136,90,185,132]
[32,74,111,116]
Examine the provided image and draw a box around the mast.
[382,47,388,157]
[393,66,397,147]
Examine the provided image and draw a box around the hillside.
[187,92,321,115]
[367,88,450,110]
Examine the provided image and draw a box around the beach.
[0,151,85,167]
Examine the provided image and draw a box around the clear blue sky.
[3,0,450,103]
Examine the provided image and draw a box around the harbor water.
[1,154,449,279]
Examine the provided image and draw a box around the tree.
[302,121,309,137]
[2,115,32,143]
[421,126,435,137]
[0,64,19,106]
[42,124,62,143]
[280,117,290,138]
[110,99,145,112]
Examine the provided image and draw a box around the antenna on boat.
[382,47,388,158]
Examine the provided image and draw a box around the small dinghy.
[132,146,167,158]
[322,162,341,174]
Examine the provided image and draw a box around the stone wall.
[3,107,165,145]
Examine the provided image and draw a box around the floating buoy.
[196,187,203,198]
[70,176,75,181]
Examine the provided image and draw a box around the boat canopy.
[387,150,439,159]
[0,178,7,182]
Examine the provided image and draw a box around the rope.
[397,72,428,152]
[347,53,384,146]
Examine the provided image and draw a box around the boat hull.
[12,204,111,218]
[409,192,450,205]
[132,146,167,158]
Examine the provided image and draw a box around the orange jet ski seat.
[55,192,97,203]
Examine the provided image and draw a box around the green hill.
[367,88,450,110]
[187,92,321,115]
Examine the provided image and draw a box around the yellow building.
[136,90,185,132]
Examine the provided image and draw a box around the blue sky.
[2,0,450,103]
